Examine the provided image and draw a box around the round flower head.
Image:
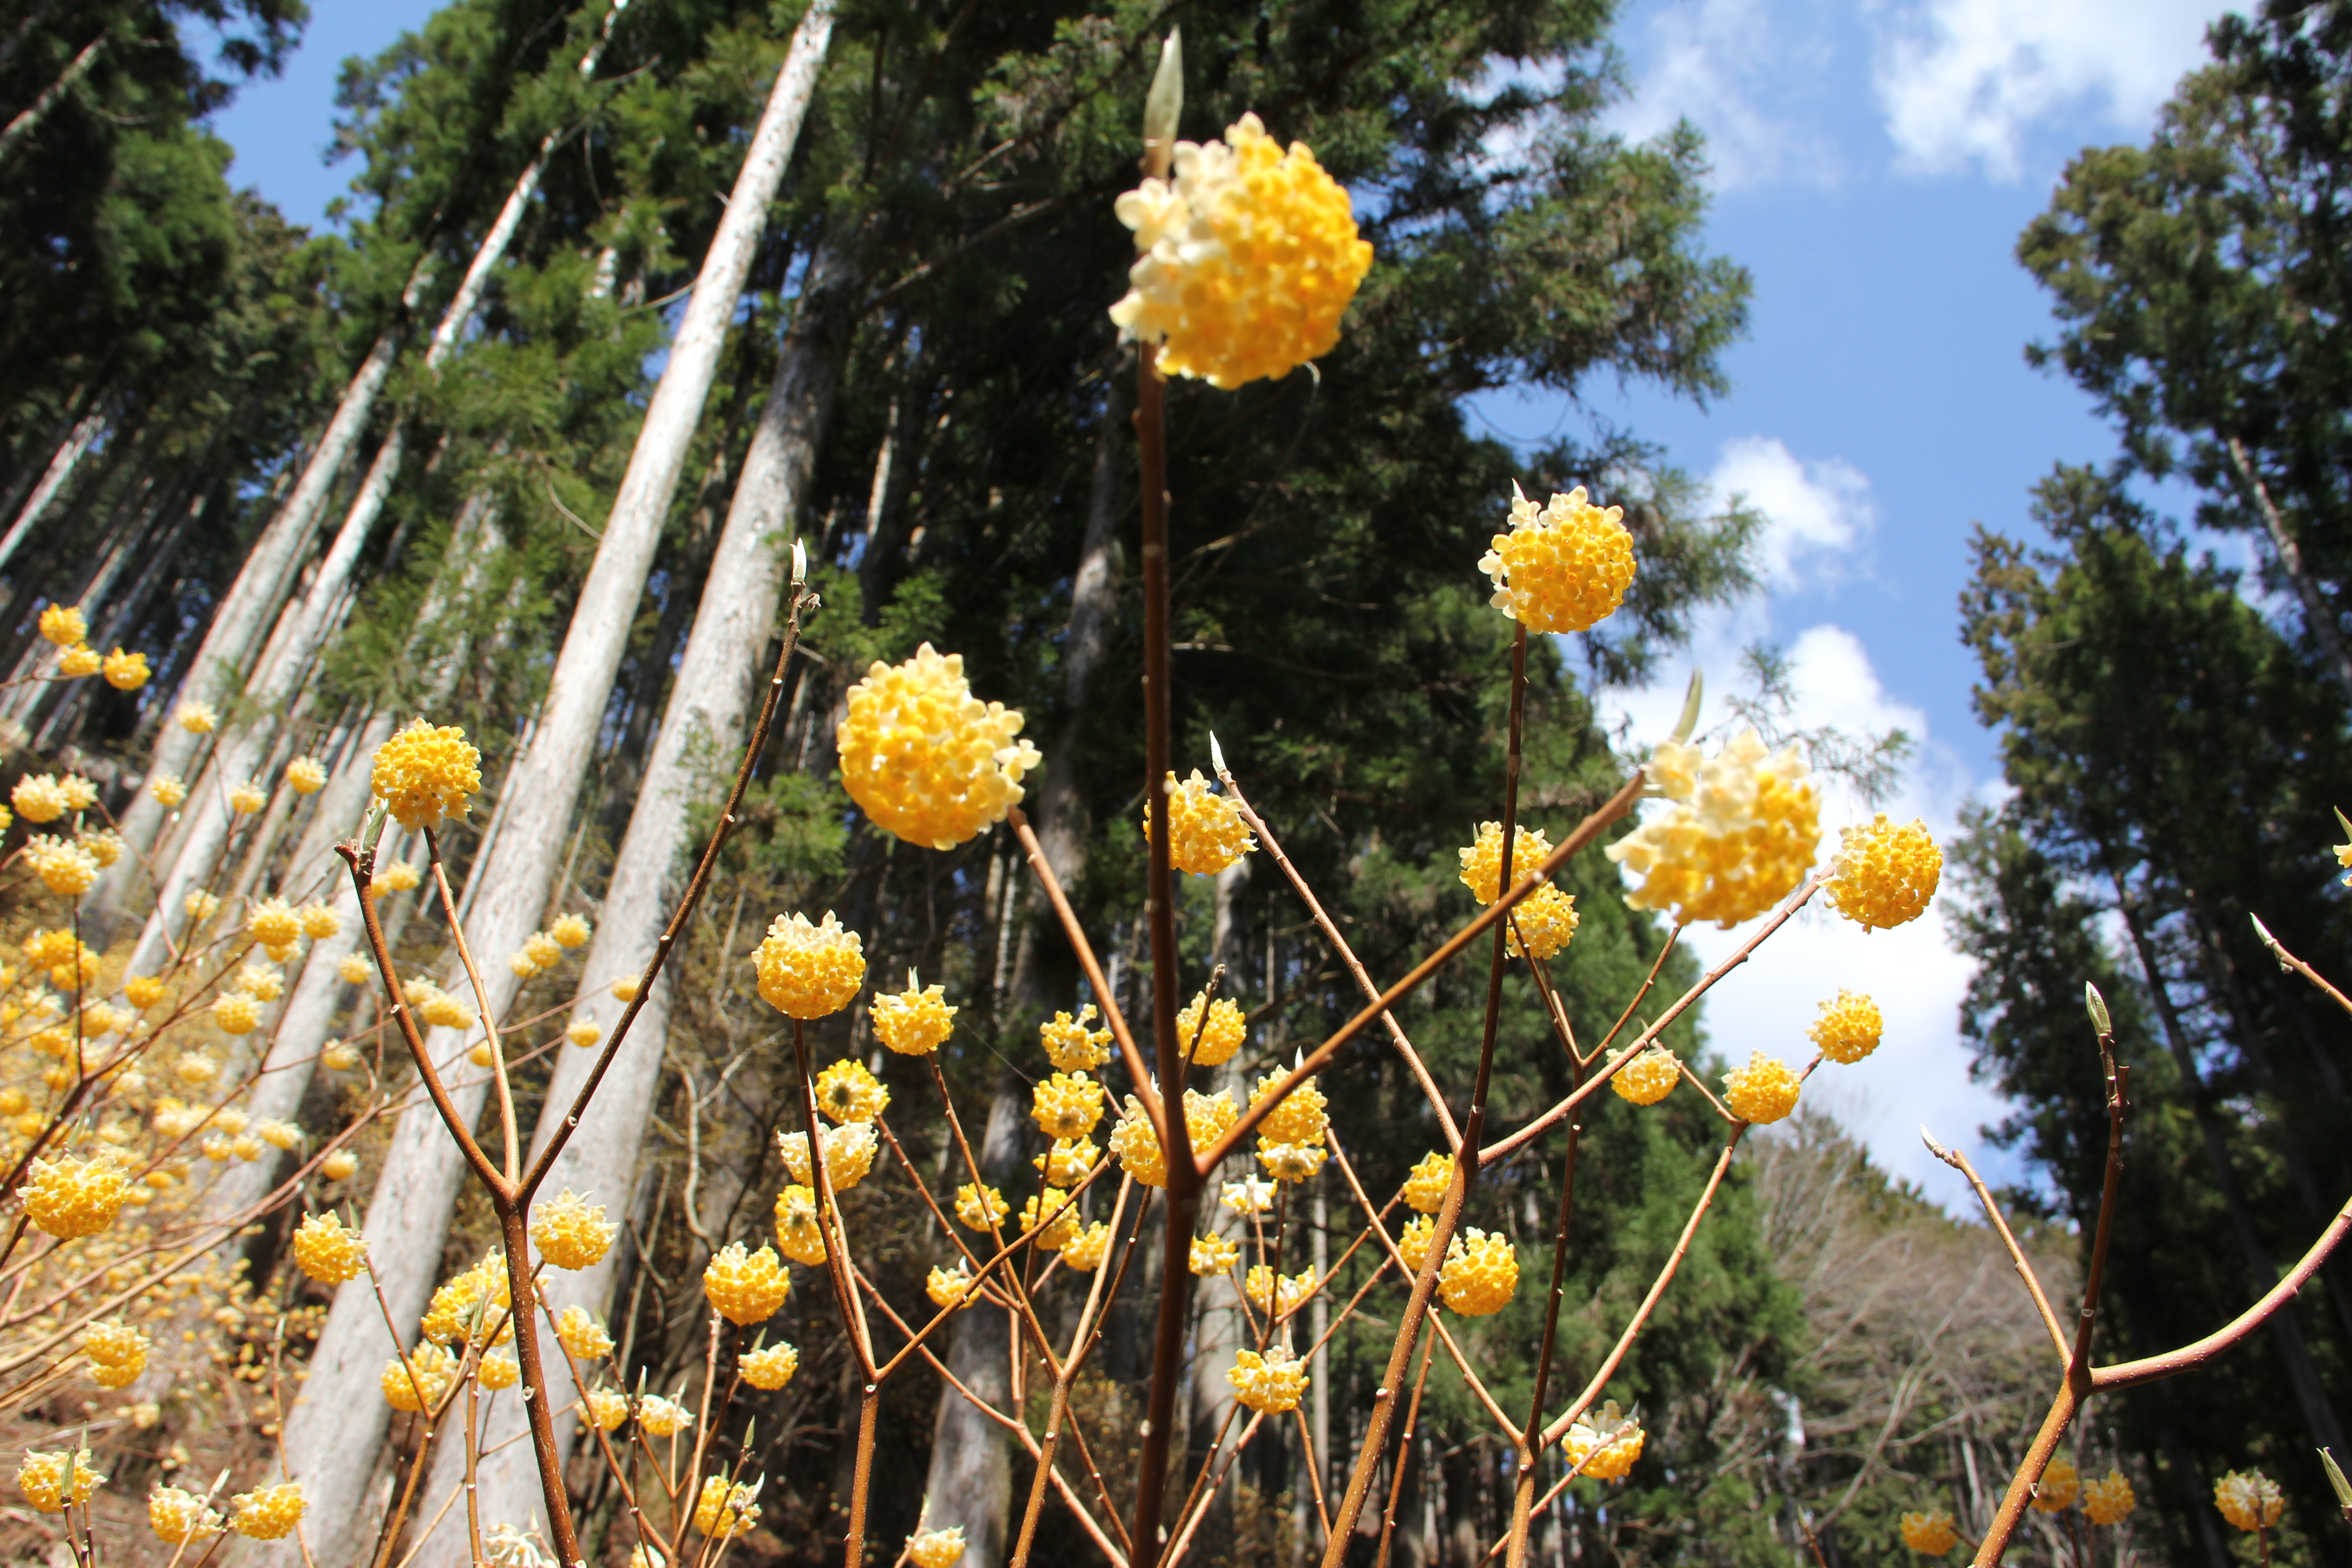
[18,1447,103,1512]
[1223,1175,1277,1217]
[230,1482,304,1540]
[1143,769,1255,876]
[1480,483,1637,634]
[1439,1228,1519,1315]
[586,1390,629,1431]
[1228,1344,1309,1413]
[1607,730,1821,928]
[1250,1072,1328,1147]
[58,643,100,678]
[1032,1071,1105,1140]
[1564,1401,1644,1481]
[1398,1215,1437,1272]
[102,647,149,690]
[1826,814,1942,930]
[790,1122,879,1191]
[378,861,420,892]
[1612,1046,1681,1106]
[56,775,95,812]
[836,644,1041,850]
[1109,1099,1167,1186]
[813,1057,888,1123]
[1245,1265,1316,1316]
[1111,113,1374,388]
[212,992,260,1035]
[1255,1139,1326,1183]
[1809,990,1883,1064]
[292,1210,368,1284]
[2029,1457,2080,1514]
[754,912,866,1019]
[544,912,590,949]
[1061,1220,1112,1271]
[875,978,957,1056]
[1508,884,1580,960]
[637,1395,693,1437]
[773,1185,828,1265]
[532,1190,616,1270]
[236,961,284,1002]
[927,1262,975,1310]
[612,976,640,1002]
[1723,1052,1801,1124]
[372,719,481,830]
[477,1350,520,1390]
[321,1148,359,1180]
[37,605,85,647]
[1021,1187,1080,1251]
[76,827,122,868]
[24,1151,128,1238]
[1033,1136,1099,1189]
[1039,1005,1112,1072]
[183,887,220,923]
[25,836,98,896]
[740,1341,800,1391]
[565,1016,600,1049]
[284,755,326,794]
[418,985,475,1031]
[150,1484,225,1544]
[522,931,562,971]
[227,781,266,815]
[337,953,373,986]
[177,701,216,733]
[704,1241,791,1325]
[12,774,66,823]
[954,1182,1009,1233]
[1899,1510,1960,1556]
[421,1254,512,1347]
[248,896,302,951]
[1459,821,1555,905]
[1189,1232,1240,1275]
[150,772,186,807]
[82,1319,148,1388]
[907,1526,969,1568]
[556,1305,614,1362]
[1177,992,1246,1067]
[693,1476,761,1539]
[299,902,338,940]
[2083,1470,2136,1527]
[1403,1152,1454,1214]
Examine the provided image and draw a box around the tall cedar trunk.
[0,25,107,164]
[413,220,865,1561]
[0,408,102,572]
[266,14,837,1558]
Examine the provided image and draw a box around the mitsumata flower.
[1825,813,1942,930]
[1142,769,1255,875]
[753,912,866,1019]
[371,719,481,830]
[1020,1187,1079,1251]
[18,1447,103,1512]
[1176,991,1246,1066]
[1189,1233,1240,1275]
[740,1342,799,1391]
[1249,1071,1327,1146]
[230,1482,305,1540]
[531,1190,616,1270]
[1438,1229,1518,1315]
[291,1211,368,1284]
[57,643,99,678]
[149,1485,224,1544]
[907,1526,969,1568]
[1246,1265,1316,1316]
[1900,1510,1960,1556]
[1228,1345,1309,1413]
[36,604,85,647]
[1032,1072,1105,1140]
[1040,1005,1112,1072]
[101,647,149,690]
[1809,990,1883,1064]
[1564,1401,1644,1481]
[2033,1457,2079,1513]
[875,976,957,1055]
[1612,1046,1681,1105]
[284,755,326,794]
[1403,1152,1453,1213]
[1722,1052,1801,1124]
[813,1058,888,1123]
[955,1183,1009,1232]
[557,1305,614,1361]
[928,1263,975,1309]
[23,1151,128,1238]
[1508,883,1580,959]
[1607,731,1821,928]
[1459,821,1554,905]
[1480,483,1638,634]
[2083,1470,2136,1526]
[836,644,1039,850]
[81,1320,147,1388]
[704,1242,791,1325]
[2216,1471,2283,1533]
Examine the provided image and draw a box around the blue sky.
[207,0,2236,1206]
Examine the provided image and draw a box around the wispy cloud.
[1707,435,1877,591]
[1606,0,1845,190]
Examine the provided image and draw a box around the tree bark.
[0,26,107,166]
[0,408,102,573]
[266,13,837,1560]
[2225,434,2352,710]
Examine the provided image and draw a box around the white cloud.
[1706,436,1877,592]
[1872,0,2228,179]
[1607,0,1844,190]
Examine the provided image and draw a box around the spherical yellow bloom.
[248,896,302,951]
[320,1148,359,1180]
[586,1389,629,1430]
[372,719,481,830]
[212,992,260,1035]
[754,912,866,1019]
[1439,1228,1518,1315]
[1033,1135,1099,1189]
[524,931,563,972]
[18,1447,103,1511]
[1039,1005,1112,1072]
[150,771,186,807]
[1723,1052,1801,1124]
[810,1057,887,1125]
[2084,1470,2136,1527]
[612,976,640,1002]
[532,1190,615,1270]
[378,860,421,892]
[58,643,100,678]
[778,1122,880,1192]
[12,774,66,823]
[330,954,373,990]
[1607,731,1821,928]
[1564,1401,1644,1481]
[927,1263,975,1310]
[1398,1215,1438,1272]
[476,1350,519,1391]
[1190,1233,1240,1275]
[1062,1220,1112,1271]
[235,961,284,1002]
[76,827,122,868]
[417,985,475,1031]
[1223,1175,1277,1216]
[1021,1187,1079,1250]
[1507,884,1581,960]
[1403,1152,1454,1214]
[1177,992,1246,1067]
[837,644,1041,850]
[907,1526,969,1568]
[773,1184,828,1265]
[1249,1072,1328,1147]
[1809,990,1882,1064]
[281,755,326,795]
[1901,1510,1961,1555]
[2029,1457,2079,1513]
[23,926,75,970]
[176,701,217,734]
[82,1319,148,1388]
[1255,1139,1326,1183]
[555,1305,614,1362]
[230,1482,305,1540]
[1143,770,1255,876]
[704,1242,791,1325]
[25,835,98,896]
[226,781,266,815]
[292,1210,368,1284]
[421,1254,511,1347]
[637,1395,693,1437]
[693,1476,761,1539]
[183,887,220,922]
[1480,483,1638,634]
[871,978,956,1056]
[1825,814,1942,931]
[740,1341,800,1391]
[149,1485,225,1544]
[1109,1101,1167,1186]
[1245,1265,1316,1316]
[954,1182,1009,1233]
[537,912,588,950]
[24,1151,127,1238]
[37,604,86,647]
[1032,1071,1105,1141]
[123,974,165,1011]
[564,1015,600,1050]
[1228,1345,1309,1413]
[1459,821,1555,905]
[102,647,150,690]
[1111,113,1373,388]
[56,774,95,811]
[298,902,338,940]
[1612,1047,1681,1106]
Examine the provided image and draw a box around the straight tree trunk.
[267,13,838,1559]
[0,408,102,572]
[0,26,107,166]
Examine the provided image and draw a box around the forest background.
[2,0,2349,1564]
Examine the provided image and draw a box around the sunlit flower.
[1722,1052,1801,1125]
[1480,483,1637,634]
[1249,1071,1327,1147]
[1229,1344,1309,1413]
[236,960,284,1002]
[25,836,98,896]
[1021,1187,1079,1250]
[548,911,591,948]
[1901,1510,1961,1556]
[1040,1005,1112,1072]
[693,1475,761,1538]
[227,781,266,815]
[372,719,481,830]
[1032,1071,1105,1140]
[248,896,302,951]
[1190,1233,1240,1275]
[836,644,1040,849]
[1564,1401,1644,1481]
[230,1482,304,1540]
[103,648,150,690]
[741,1341,799,1391]
[377,860,421,892]
[611,976,640,1002]
[125,974,165,1010]
[637,1394,693,1437]
[1612,1046,1681,1106]
[338,953,374,986]
[754,912,866,1019]
[2084,1470,2136,1527]
[1109,1100,1168,1187]
[1825,813,1942,930]
[1062,1221,1112,1271]
[58,643,99,678]
[417,983,476,1031]
[875,977,956,1055]
[1142,769,1254,875]
[183,887,220,922]
[18,1447,103,1512]
[176,701,217,734]
[1809,990,1882,1064]
[149,1484,224,1544]
[12,774,65,823]
[1508,884,1580,960]
[150,771,186,807]
[907,1526,968,1568]
[421,1253,512,1347]
[211,991,260,1034]
[556,1305,613,1361]
[24,1151,127,1238]
[292,1210,368,1284]
[704,1241,791,1324]
[813,1057,887,1123]
[586,1390,629,1431]
[2029,1457,2080,1514]
[1222,1175,1276,1216]
[37,605,85,647]
[773,1184,828,1265]
[1177,991,1246,1067]
[1245,1264,1316,1316]
[566,1016,600,1049]
[477,1349,520,1390]
[321,1148,359,1180]
[76,827,122,868]
[1255,1139,1325,1183]
[778,1122,879,1191]
[81,1319,148,1388]
[1034,1136,1099,1188]
[284,755,326,795]
[1403,1152,1453,1214]
[1439,1229,1518,1315]
[1607,730,1821,928]
[1398,1215,1437,1272]
[1459,820,1554,905]
[531,1190,615,1270]
[927,1262,975,1310]
[954,1182,1009,1232]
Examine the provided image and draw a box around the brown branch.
[1921,1130,2070,1368]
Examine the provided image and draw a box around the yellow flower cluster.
[1900,1510,1960,1556]
[704,1242,791,1325]
[421,1253,511,1346]
[1459,821,1553,905]
[1612,1046,1681,1106]
[1607,731,1820,928]
[1190,1233,1240,1275]
[2083,1470,2136,1526]
[1508,885,1580,960]
[1825,814,1942,930]
[754,912,866,1019]
[1245,1265,1316,1315]
[231,1482,305,1540]
[177,700,216,734]
[1021,1188,1079,1250]
[212,991,260,1034]
[285,755,327,794]
[249,896,302,952]
[1564,1404,1645,1482]
[1403,1152,1453,1213]
[1438,1229,1518,1315]
[927,1263,975,1310]
[82,1319,147,1388]
[1110,113,1373,389]
[2032,1457,2080,1513]
[12,774,68,823]
[1034,1135,1097,1188]
[2216,1471,2284,1532]
[778,1122,879,1192]
[184,887,221,922]
[1225,1174,1277,1216]
[586,1390,630,1431]
[773,1185,827,1264]
[836,644,1040,850]
[19,1447,103,1512]
[292,1211,368,1284]
[372,719,480,830]
[694,1476,761,1538]
[150,1485,225,1543]
[23,1151,128,1238]
[1177,991,1246,1066]
[1809,990,1882,1064]
[1062,1221,1112,1270]
[227,781,266,814]
[1723,1053,1801,1124]
[638,1394,693,1437]
[1228,1344,1309,1413]
[1250,1072,1327,1147]
[1480,484,1638,634]
[741,1342,799,1391]
[907,1526,969,1568]
[1143,770,1256,876]
[25,836,98,896]
[338,953,373,986]
[37,605,85,646]
[876,979,957,1055]
[1040,1005,1112,1071]
[955,1183,1008,1232]
[566,1016,600,1049]
[814,1058,888,1123]
[477,1351,519,1390]
[59,643,100,677]
[103,648,148,690]
[532,1190,616,1270]
[557,1306,614,1361]
[1032,1072,1105,1140]
[1256,1140,1325,1183]
[1394,1215,1437,1273]
[1108,1100,1167,1186]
